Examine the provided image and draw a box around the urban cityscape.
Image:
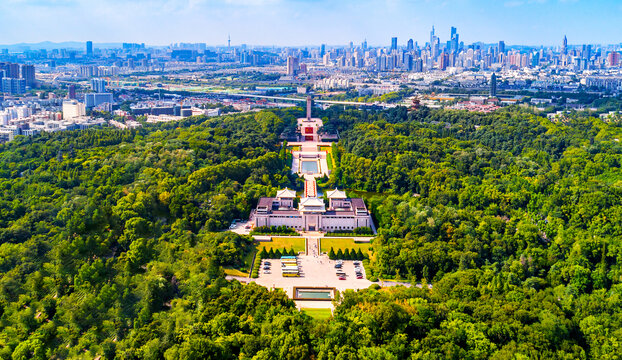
[1,27,622,141]
[0,0,621,359]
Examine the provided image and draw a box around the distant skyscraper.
[68,84,76,99]
[320,44,326,57]
[608,51,620,67]
[562,35,568,55]
[362,40,367,51]
[286,56,299,76]
[439,51,449,70]
[430,26,435,47]
[19,64,35,87]
[91,78,107,93]
[391,37,398,51]
[86,41,93,56]
[498,41,505,54]
[407,39,414,51]
[450,27,459,53]
[490,73,497,97]
[432,37,440,59]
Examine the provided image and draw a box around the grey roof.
[327,188,347,199]
[276,188,297,198]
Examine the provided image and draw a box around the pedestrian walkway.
[304,179,317,198]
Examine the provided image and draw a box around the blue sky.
[0,0,620,46]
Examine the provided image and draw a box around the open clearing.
[257,237,306,253]
[303,308,332,321]
[320,238,372,254]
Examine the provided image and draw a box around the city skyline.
[0,0,621,47]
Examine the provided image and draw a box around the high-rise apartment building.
[1,78,26,94]
[286,56,299,76]
[490,73,497,97]
[20,65,35,87]
[86,41,93,56]
[608,51,620,67]
[91,78,107,93]
[0,62,20,78]
[85,93,113,108]
[68,84,76,99]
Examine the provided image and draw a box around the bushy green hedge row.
[259,247,297,259]
[327,247,367,260]
[325,227,373,237]
[250,225,298,235]
[250,254,262,278]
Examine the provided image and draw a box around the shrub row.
[327,247,367,260]
[259,247,298,259]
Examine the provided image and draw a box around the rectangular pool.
[300,161,319,173]
[296,290,332,299]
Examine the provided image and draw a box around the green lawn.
[302,308,332,321]
[223,268,249,277]
[242,250,256,270]
[319,146,335,171]
[257,237,306,253]
[320,238,372,254]
[288,146,301,152]
[326,152,334,171]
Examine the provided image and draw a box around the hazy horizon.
[0,0,620,47]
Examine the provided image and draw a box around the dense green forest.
[0,105,620,359]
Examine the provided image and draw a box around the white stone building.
[253,188,373,232]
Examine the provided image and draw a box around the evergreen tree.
[268,248,275,259]
[356,248,364,260]
[343,248,351,260]
[329,247,336,260]
[336,249,344,260]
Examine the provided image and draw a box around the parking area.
[229,219,252,235]
[254,255,372,300]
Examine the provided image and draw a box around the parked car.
[353,261,360,265]
[264,270,271,274]
[338,276,346,280]
[264,261,271,265]
[356,274,363,279]
[263,266,271,270]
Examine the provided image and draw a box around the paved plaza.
[254,255,371,298]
